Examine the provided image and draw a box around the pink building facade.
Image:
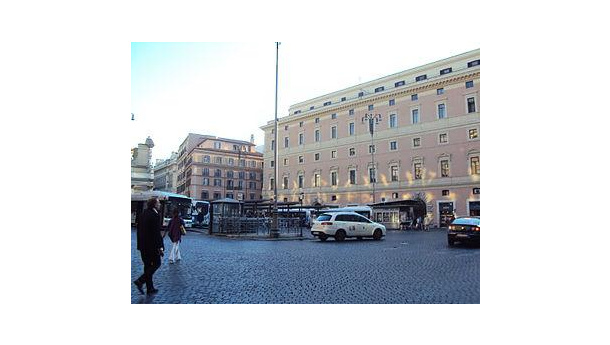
[261,49,480,227]
[175,133,264,201]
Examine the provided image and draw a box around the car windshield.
[452,218,480,226]
[316,214,332,221]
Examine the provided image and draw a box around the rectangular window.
[331,171,338,186]
[214,141,221,149]
[203,168,209,176]
[395,80,405,87]
[416,74,427,82]
[469,128,479,139]
[368,104,374,111]
[413,137,421,147]
[442,189,450,196]
[283,158,289,166]
[349,170,357,184]
[314,153,320,161]
[331,113,337,119]
[349,122,355,136]
[284,125,289,131]
[389,99,395,106]
[299,133,304,145]
[299,121,303,127]
[283,176,288,189]
[358,91,364,97]
[368,145,376,154]
[441,160,450,177]
[203,178,209,186]
[412,109,420,124]
[323,101,331,106]
[414,163,422,180]
[331,126,337,139]
[468,97,476,113]
[438,104,446,119]
[299,155,304,164]
[341,97,346,102]
[315,117,320,123]
[437,88,444,95]
[298,175,304,189]
[349,148,355,156]
[390,141,397,151]
[439,133,448,144]
[369,167,376,184]
[213,192,221,200]
[284,136,289,148]
[466,80,474,88]
[389,114,397,128]
[468,59,480,68]
[314,174,320,187]
[440,67,452,75]
[214,179,222,186]
[374,86,384,93]
[391,166,399,182]
[315,129,320,142]
[471,157,480,175]
[201,191,209,200]
[349,109,354,116]
[310,106,314,110]
[331,150,337,159]
[270,178,275,190]
[411,94,418,101]
[271,140,275,151]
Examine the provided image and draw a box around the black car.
[447,216,480,247]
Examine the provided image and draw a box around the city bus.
[316,206,373,220]
[131,190,193,228]
[191,200,210,227]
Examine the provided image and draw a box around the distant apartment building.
[131,136,155,192]
[261,49,480,225]
[176,133,264,201]
[153,151,179,193]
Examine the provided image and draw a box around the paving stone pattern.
[131,229,479,304]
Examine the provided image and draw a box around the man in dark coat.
[134,197,164,295]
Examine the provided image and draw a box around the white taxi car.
[311,212,386,241]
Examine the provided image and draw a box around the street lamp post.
[362,113,382,204]
[270,42,280,238]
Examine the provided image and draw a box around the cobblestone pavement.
[131,228,479,304]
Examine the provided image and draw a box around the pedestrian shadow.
[133,293,157,304]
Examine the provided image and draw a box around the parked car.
[447,216,480,246]
[311,212,386,241]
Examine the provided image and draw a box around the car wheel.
[335,229,346,242]
[319,234,327,242]
[448,239,455,247]
[373,229,382,240]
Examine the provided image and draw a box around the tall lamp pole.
[362,113,381,204]
[271,42,280,238]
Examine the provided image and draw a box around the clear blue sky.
[131,42,479,163]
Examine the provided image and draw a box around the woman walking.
[166,208,185,264]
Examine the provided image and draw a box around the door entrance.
[439,202,454,227]
[469,201,480,216]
